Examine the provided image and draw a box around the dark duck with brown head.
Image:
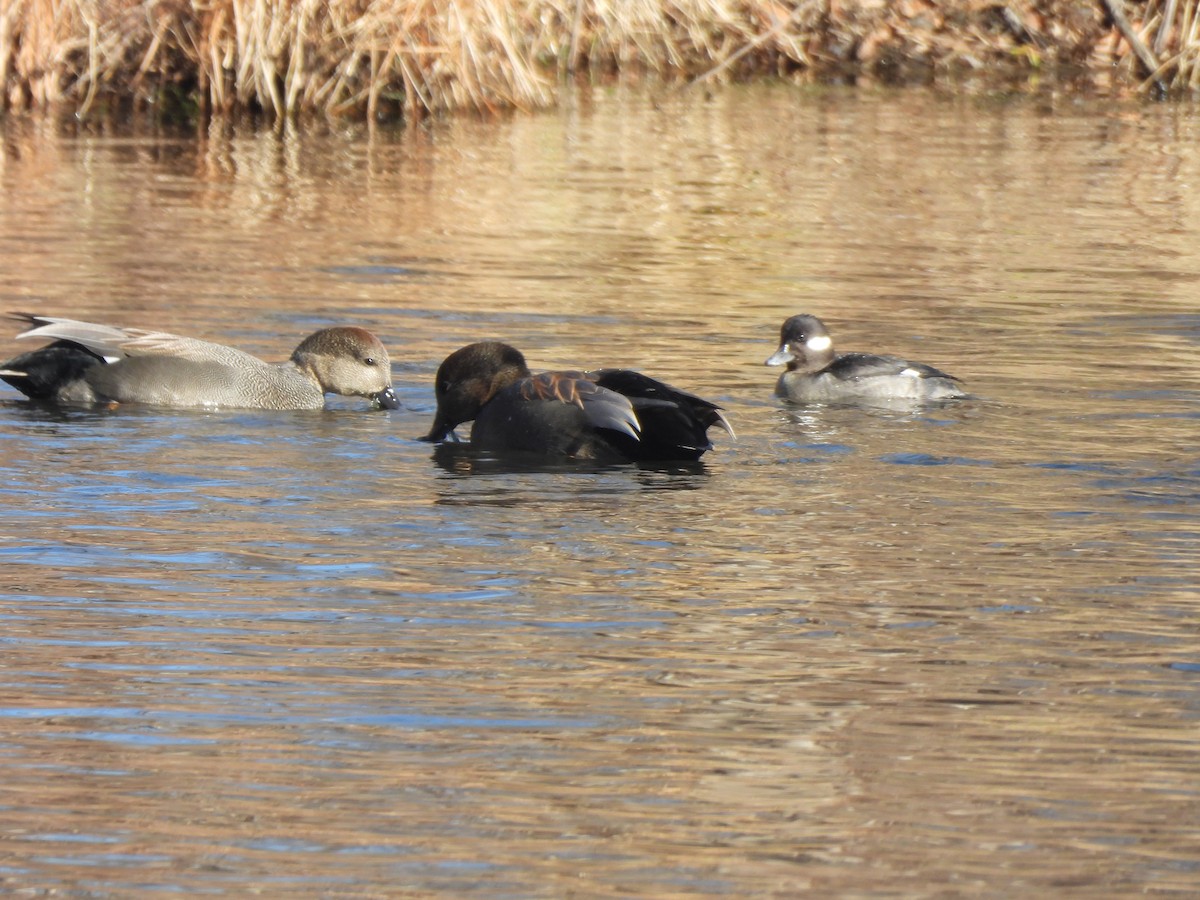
[423,341,733,462]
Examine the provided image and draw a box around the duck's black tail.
[0,344,105,403]
[590,369,733,462]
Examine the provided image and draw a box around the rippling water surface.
[1,87,1199,895]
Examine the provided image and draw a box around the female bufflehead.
[766,314,966,404]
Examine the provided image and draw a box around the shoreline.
[1,2,1192,121]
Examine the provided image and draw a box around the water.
[1,87,1199,895]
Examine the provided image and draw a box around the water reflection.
[2,88,1200,895]
[430,440,712,486]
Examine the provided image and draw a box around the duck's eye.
[364,357,377,366]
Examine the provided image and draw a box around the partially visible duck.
[766,314,966,405]
[0,313,399,410]
[423,341,733,461]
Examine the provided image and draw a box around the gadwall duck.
[766,314,966,404]
[423,341,733,461]
[0,313,399,410]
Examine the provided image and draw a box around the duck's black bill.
[421,418,464,443]
[421,419,449,442]
[374,387,401,410]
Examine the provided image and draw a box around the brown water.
[1,87,1199,896]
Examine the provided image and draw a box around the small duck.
[766,314,966,404]
[423,341,734,461]
[0,313,400,410]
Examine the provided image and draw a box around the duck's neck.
[287,353,324,387]
[793,347,834,374]
[485,361,528,399]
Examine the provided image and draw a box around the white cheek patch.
[900,367,921,378]
[806,335,832,352]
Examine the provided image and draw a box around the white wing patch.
[900,367,921,378]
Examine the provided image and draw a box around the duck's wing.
[116,331,269,368]
[587,369,734,461]
[12,313,266,370]
[827,352,960,384]
[12,314,133,362]
[590,369,735,439]
[518,371,640,439]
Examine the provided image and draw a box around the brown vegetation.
[0,1,1197,120]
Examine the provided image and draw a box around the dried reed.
[1136,0,1200,91]
[0,1,1192,120]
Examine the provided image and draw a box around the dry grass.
[0,1,1196,120]
[1139,0,1200,90]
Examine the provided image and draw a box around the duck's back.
[470,375,635,460]
[778,352,965,404]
